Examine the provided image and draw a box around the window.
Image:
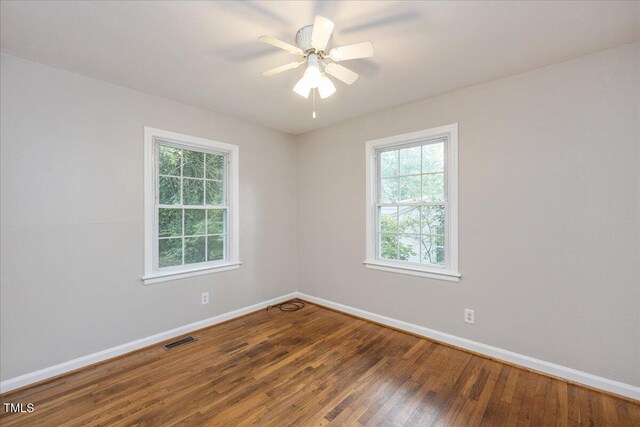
[143,127,240,284]
[365,124,459,281]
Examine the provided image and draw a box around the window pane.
[380,177,398,203]
[422,173,444,202]
[159,145,181,176]
[185,209,206,236]
[398,206,420,234]
[183,150,205,178]
[422,142,444,173]
[206,154,224,180]
[159,208,182,238]
[399,175,421,201]
[159,176,181,205]
[421,205,445,235]
[399,146,421,176]
[207,235,225,261]
[421,235,445,266]
[379,233,398,260]
[399,235,420,263]
[206,180,224,205]
[183,178,204,205]
[184,236,206,264]
[159,238,182,268]
[207,209,226,234]
[380,150,398,178]
[379,207,398,233]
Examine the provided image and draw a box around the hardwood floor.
[1,301,638,426]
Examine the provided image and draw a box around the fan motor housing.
[296,25,331,54]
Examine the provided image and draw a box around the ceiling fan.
[259,15,374,118]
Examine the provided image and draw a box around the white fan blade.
[258,35,303,55]
[329,41,373,62]
[311,16,334,51]
[325,63,359,85]
[262,61,304,76]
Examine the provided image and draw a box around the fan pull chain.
[312,89,317,119]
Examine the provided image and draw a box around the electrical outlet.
[201,292,209,305]
[464,308,474,324]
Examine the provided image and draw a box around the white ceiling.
[1,1,639,134]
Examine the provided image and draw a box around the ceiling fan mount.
[295,25,332,56]
[258,15,374,118]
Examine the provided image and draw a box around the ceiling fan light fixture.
[303,65,321,88]
[293,77,311,98]
[303,54,322,88]
[259,15,374,113]
[318,75,336,99]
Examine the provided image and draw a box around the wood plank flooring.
[1,301,638,426]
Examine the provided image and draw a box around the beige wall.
[0,54,298,381]
[295,43,640,386]
[2,42,639,388]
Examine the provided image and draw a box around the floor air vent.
[163,336,197,350]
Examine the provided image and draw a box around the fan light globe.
[300,53,322,88]
[293,77,311,98]
[318,75,336,99]
[303,64,322,88]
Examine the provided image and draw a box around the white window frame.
[364,123,460,282]
[143,127,240,285]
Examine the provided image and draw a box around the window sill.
[363,260,460,282]
[142,262,242,285]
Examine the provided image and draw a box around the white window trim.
[143,127,240,285]
[364,123,460,282]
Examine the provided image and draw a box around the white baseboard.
[3,291,638,401]
[295,292,640,401]
[0,292,297,394]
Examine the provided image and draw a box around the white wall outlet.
[201,292,209,305]
[464,308,475,324]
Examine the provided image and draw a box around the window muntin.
[376,138,448,268]
[156,143,229,269]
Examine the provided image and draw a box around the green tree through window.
[377,140,446,266]
[157,144,227,268]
